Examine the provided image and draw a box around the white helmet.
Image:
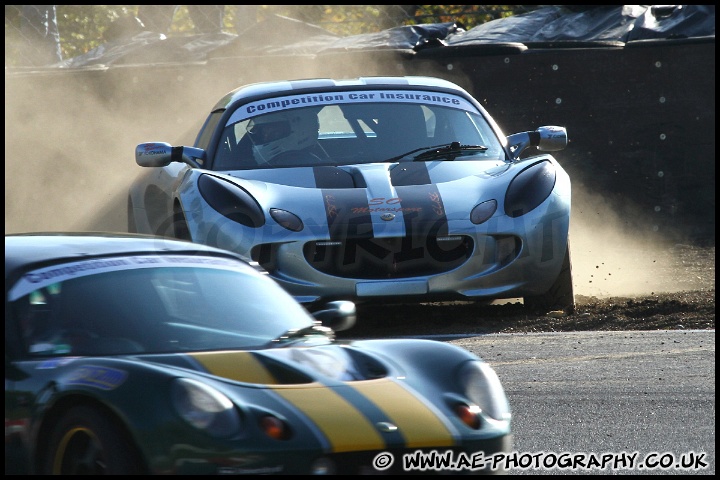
[247,108,320,164]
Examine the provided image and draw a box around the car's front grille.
[302,235,473,279]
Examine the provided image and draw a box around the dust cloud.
[4,59,694,299]
[569,186,693,298]
[5,72,149,234]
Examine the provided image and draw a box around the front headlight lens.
[171,378,241,437]
[504,160,556,217]
[457,361,511,421]
[198,174,265,227]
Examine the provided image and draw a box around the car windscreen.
[8,255,315,356]
[212,89,506,170]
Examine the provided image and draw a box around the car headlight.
[198,174,265,227]
[457,361,511,421]
[171,378,242,437]
[504,160,556,217]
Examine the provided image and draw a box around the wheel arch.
[33,395,149,474]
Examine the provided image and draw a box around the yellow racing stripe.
[272,378,456,452]
[272,384,385,452]
[190,353,456,451]
[190,351,277,384]
[352,379,456,448]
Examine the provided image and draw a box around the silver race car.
[129,76,573,313]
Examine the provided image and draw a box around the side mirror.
[311,301,356,332]
[507,126,567,160]
[135,142,206,168]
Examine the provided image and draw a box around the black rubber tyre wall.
[524,242,575,314]
[41,405,144,474]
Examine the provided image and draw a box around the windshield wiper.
[382,142,488,163]
[269,323,333,347]
[414,142,488,161]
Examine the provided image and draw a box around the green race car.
[5,233,512,474]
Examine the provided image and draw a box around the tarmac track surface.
[450,330,715,475]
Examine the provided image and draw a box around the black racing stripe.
[322,189,373,241]
[389,162,432,186]
[312,166,356,188]
[396,184,449,238]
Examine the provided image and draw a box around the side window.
[213,119,254,170]
[318,105,355,139]
[422,106,437,138]
[233,119,251,140]
[196,110,224,150]
[15,284,65,355]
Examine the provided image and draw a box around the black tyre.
[41,405,143,474]
[153,206,190,240]
[172,207,191,241]
[127,197,137,233]
[524,242,575,314]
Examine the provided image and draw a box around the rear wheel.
[41,405,143,474]
[524,242,575,314]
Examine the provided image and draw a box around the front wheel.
[41,405,144,474]
[150,204,191,240]
[172,207,191,241]
[524,242,575,314]
[127,197,137,233]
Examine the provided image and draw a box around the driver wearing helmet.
[246,108,330,165]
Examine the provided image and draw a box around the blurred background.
[5,5,539,66]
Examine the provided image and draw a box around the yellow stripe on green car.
[352,378,456,448]
[190,351,277,385]
[272,378,455,452]
[273,384,385,452]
